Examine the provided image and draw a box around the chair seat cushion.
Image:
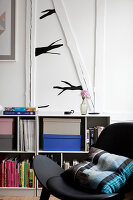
[61,147,133,194]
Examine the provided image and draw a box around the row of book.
[19,119,35,151]
[3,107,36,115]
[86,126,104,150]
[0,157,35,188]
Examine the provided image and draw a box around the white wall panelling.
[95,0,133,121]
[94,0,106,113]
[26,0,36,107]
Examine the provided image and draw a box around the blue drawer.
[43,134,81,151]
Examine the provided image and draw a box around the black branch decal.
[53,81,83,95]
[40,9,56,19]
[38,105,50,108]
[35,39,63,56]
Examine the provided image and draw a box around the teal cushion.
[61,147,133,194]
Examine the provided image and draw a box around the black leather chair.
[33,123,133,200]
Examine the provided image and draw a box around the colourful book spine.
[26,107,36,111]
[14,158,17,187]
[7,160,11,187]
[1,161,4,187]
[11,160,15,187]
[3,111,36,115]
[5,107,36,111]
[33,169,35,188]
[17,163,20,187]
[19,163,22,187]
[4,161,7,187]
[24,161,27,187]
[5,107,26,111]
[21,161,24,187]
[27,162,30,187]
[0,163,2,187]
[26,160,29,187]
[29,169,33,188]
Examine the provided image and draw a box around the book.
[28,120,35,151]
[3,111,36,115]
[7,160,12,187]
[20,119,24,151]
[5,107,36,111]
[33,169,35,188]
[17,163,20,187]
[19,119,35,151]
[4,161,7,187]
[11,160,15,187]
[24,161,27,187]
[26,160,29,187]
[5,107,26,111]
[89,127,98,147]
[14,157,17,187]
[23,121,28,151]
[1,161,4,187]
[19,163,22,187]
[86,129,90,151]
[29,169,33,188]
[21,161,25,187]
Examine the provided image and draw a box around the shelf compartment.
[39,116,86,151]
[38,152,61,167]
[0,117,17,151]
[0,153,35,188]
[62,152,89,169]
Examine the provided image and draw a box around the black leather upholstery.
[95,123,133,159]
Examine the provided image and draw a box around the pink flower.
[81,90,90,99]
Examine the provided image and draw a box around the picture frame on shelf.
[0,0,15,61]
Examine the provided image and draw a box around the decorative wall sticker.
[53,80,82,95]
[40,9,56,19]
[38,105,50,108]
[35,39,63,56]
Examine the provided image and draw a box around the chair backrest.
[95,122,133,159]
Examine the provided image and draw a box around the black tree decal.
[35,39,63,56]
[40,9,56,19]
[38,105,50,108]
[53,81,82,95]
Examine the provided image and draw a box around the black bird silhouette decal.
[35,39,63,56]
[40,9,56,19]
[53,81,82,95]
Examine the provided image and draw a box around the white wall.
[0,0,133,121]
[34,0,95,113]
[103,0,133,121]
[0,0,26,107]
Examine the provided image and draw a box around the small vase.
[80,98,88,115]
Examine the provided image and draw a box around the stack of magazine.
[3,107,36,115]
[19,119,35,151]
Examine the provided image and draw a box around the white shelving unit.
[0,114,110,196]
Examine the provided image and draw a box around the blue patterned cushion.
[61,147,133,194]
